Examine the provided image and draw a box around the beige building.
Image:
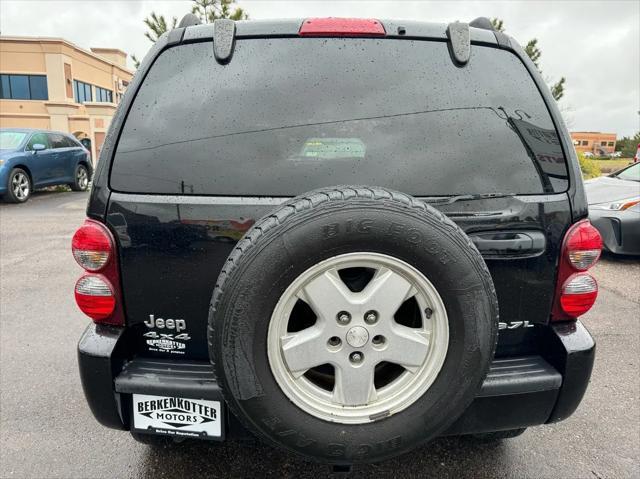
[0,36,134,163]
[570,131,617,156]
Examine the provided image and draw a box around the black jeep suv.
[73,16,602,464]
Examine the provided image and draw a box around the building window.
[95,86,113,103]
[600,141,607,146]
[581,141,589,146]
[74,79,93,103]
[608,141,615,147]
[0,74,48,100]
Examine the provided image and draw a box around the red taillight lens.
[299,18,386,37]
[559,273,598,317]
[565,221,602,270]
[72,219,124,326]
[75,275,116,320]
[72,221,111,271]
[552,220,602,321]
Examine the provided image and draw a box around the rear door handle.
[469,231,546,257]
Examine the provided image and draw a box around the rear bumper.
[78,320,595,437]
[446,320,595,434]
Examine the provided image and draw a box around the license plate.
[132,394,223,440]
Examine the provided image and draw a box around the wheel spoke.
[360,267,416,318]
[382,323,430,373]
[333,362,377,406]
[297,267,354,320]
[281,326,329,378]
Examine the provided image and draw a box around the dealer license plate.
[132,394,223,440]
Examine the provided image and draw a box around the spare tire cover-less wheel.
[209,186,498,463]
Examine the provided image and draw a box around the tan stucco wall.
[44,52,68,100]
[0,100,48,115]
[0,36,133,163]
[0,52,47,73]
[69,116,91,136]
[90,48,128,68]
[0,114,50,130]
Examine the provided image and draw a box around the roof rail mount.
[469,17,495,31]
[178,13,201,28]
[213,19,236,64]
[446,22,470,66]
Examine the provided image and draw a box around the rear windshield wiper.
[421,192,516,205]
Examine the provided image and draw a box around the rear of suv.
[73,17,600,464]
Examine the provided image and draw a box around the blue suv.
[0,128,92,203]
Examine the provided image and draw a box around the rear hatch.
[104,28,574,360]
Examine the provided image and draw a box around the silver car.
[585,162,640,255]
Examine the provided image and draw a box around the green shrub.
[577,152,601,179]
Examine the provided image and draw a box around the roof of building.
[89,47,127,55]
[571,131,617,135]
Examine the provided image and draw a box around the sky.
[0,0,638,137]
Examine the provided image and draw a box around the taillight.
[565,220,602,270]
[299,18,386,37]
[552,220,602,320]
[71,219,124,325]
[72,221,111,271]
[559,274,598,317]
[75,275,116,320]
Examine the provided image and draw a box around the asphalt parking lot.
[1,191,638,479]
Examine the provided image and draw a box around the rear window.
[111,38,568,196]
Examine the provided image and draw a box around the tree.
[131,0,247,68]
[144,12,177,43]
[615,132,640,157]
[523,38,541,68]
[491,18,566,101]
[191,0,247,23]
[550,77,565,103]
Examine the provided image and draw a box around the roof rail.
[213,19,236,64]
[469,17,495,31]
[446,22,470,66]
[178,13,201,28]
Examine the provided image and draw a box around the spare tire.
[209,186,498,463]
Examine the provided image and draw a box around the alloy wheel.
[77,167,89,190]
[12,172,30,200]
[267,252,449,424]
